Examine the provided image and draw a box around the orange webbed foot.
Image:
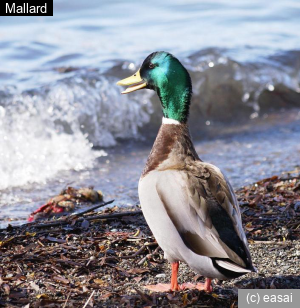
[180,278,212,292]
[144,283,180,292]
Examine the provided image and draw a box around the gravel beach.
[0,172,299,307]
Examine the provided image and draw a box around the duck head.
[117,51,192,123]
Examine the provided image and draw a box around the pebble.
[156,273,166,278]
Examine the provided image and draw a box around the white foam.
[0,75,153,190]
[0,101,105,190]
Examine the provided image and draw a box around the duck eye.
[149,63,155,69]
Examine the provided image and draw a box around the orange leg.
[144,262,213,293]
[204,278,212,292]
[170,262,180,291]
[144,261,180,292]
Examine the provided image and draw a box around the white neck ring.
[162,117,181,125]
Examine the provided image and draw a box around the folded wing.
[156,164,253,273]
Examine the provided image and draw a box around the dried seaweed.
[0,173,299,307]
[28,187,104,222]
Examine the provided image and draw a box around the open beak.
[116,69,147,94]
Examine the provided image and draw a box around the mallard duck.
[117,52,255,292]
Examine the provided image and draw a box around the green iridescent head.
[117,51,192,123]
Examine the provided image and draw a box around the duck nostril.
[134,74,136,76]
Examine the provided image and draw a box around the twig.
[120,245,146,259]
[31,210,143,229]
[0,205,143,232]
[138,255,149,266]
[70,200,114,218]
[82,290,95,308]
[252,241,288,245]
[249,217,278,221]
[62,291,71,308]
[120,242,158,259]
[56,259,83,267]
[134,288,153,305]
[287,221,300,228]
[137,243,159,265]
[0,200,114,232]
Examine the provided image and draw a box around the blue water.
[0,0,300,226]
[1,0,300,88]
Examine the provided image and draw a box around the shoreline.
[0,172,299,307]
[1,112,300,228]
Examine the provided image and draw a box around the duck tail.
[215,260,254,273]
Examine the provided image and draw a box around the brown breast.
[141,123,200,177]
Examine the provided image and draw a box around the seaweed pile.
[0,171,299,307]
[28,187,104,222]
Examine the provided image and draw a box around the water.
[0,0,300,226]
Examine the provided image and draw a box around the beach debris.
[236,171,300,242]
[28,186,104,222]
[0,172,299,307]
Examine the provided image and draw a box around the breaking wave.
[0,72,152,190]
[1,48,300,189]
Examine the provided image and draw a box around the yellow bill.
[116,69,147,94]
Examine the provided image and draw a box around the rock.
[258,83,300,112]
[155,273,166,278]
